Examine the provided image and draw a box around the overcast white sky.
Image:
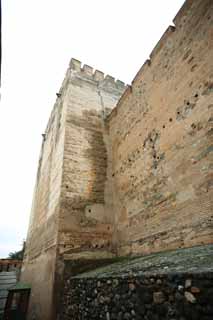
[0,0,185,258]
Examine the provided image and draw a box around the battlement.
[173,0,194,26]
[106,0,212,123]
[69,58,126,91]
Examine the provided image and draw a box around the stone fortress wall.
[21,0,213,319]
[107,0,213,255]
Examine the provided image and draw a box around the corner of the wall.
[69,58,82,71]
[106,84,132,123]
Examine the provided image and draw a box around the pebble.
[153,291,165,304]
[184,291,196,303]
[129,283,136,291]
[131,310,136,316]
[99,296,105,304]
[114,294,120,300]
[123,312,131,319]
[191,286,200,293]
[185,279,192,288]
[178,285,184,291]
[113,279,119,286]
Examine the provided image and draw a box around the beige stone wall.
[107,0,213,256]
[58,59,125,259]
[21,70,70,320]
[21,60,125,320]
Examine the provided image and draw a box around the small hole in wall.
[153,155,156,159]
[64,245,66,248]
[66,185,69,189]
[194,93,198,98]
[169,118,173,122]
[177,111,180,115]
[157,157,160,160]
[107,226,110,230]
[187,101,190,105]
[163,125,165,128]
[88,209,91,213]
[150,138,153,142]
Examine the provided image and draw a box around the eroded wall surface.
[107,0,213,255]
[58,59,125,260]
[21,71,70,320]
[21,60,125,320]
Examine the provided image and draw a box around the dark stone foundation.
[59,273,213,320]
[58,245,213,320]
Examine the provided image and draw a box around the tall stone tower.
[21,59,126,320]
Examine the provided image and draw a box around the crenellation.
[131,59,151,86]
[116,79,125,88]
[173,0,196,26]
[93,69,104,81]
[82,64,93,76]
[104,75,115,83]
[69,58,127,93]
[69,57,81,71]
[149,25,176,60]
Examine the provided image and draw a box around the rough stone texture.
[107,0,213,255]
[21,61,125,320]
[21,75,68,319]
[58,59,125,259]
[21,0,213,319]
[59,245,213,320]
